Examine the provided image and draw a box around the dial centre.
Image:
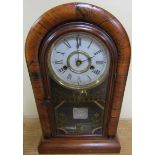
[67,51,91,74]
[76,60,82,66]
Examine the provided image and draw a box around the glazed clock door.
[39,22,117,136]
[47,31,110,135]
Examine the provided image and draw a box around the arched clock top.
[26,3,130,70]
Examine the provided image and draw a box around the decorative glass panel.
[54,101,104,135]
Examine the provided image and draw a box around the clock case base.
[38,135,120,154]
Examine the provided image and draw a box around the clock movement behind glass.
[25,3,131,154]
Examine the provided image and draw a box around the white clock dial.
[48,32,110,90]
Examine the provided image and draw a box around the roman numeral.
[56,52,65,55]
[58,67,66,73]
[76,34,81,49]
[67,73,72,80]
[87,75,92,81]
[92,70,100,75]
[87,40,93,49]
[96,61,105,65]
[55,60,63,64]
[94,49,103,56]
[77,77,82,85]
[63,39,71,48]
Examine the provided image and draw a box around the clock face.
[48,32,110,90]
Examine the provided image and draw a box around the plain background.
[23,0,132,119]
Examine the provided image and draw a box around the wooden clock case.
[25,3,131,154]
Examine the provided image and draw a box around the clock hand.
[81,56,95,63]
[76,35,81,60]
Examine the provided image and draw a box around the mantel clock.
[25,3,131,154]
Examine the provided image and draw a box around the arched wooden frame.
[25,3,131,153]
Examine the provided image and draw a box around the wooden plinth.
[38,135,121,154]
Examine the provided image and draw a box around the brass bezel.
[47,32,110,90]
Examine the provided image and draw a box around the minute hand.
[81,56,95,62]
